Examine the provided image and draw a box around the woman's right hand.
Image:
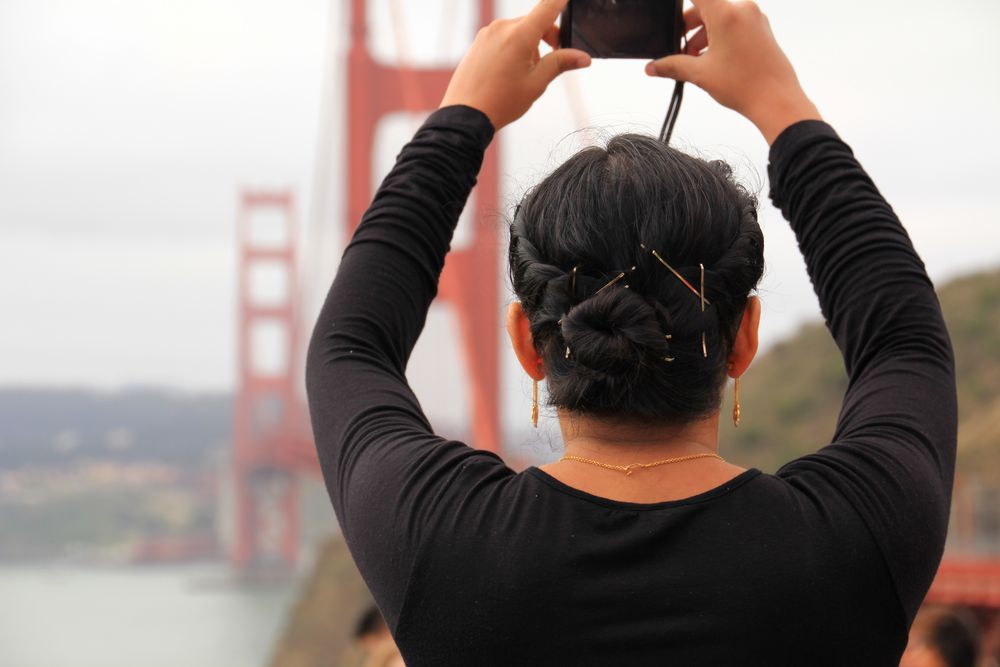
[646,0,821,144]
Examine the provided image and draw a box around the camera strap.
[658,30,687,145]
[658,80,684,144]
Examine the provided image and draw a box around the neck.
[542,411,745,504]
[556,410,721,464]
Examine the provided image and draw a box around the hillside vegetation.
[722,268,1000,483]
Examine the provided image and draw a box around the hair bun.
[559,287,665,377]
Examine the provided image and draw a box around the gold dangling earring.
[531,379,539,428]
[732,376,742,428]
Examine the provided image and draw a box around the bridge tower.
[231,1,502,572]
[346,0,502,454]
[232,190,312,572]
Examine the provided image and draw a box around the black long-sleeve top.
[306,105,957,666]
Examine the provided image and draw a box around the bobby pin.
[700,263,708,358]
[570,266,578,294]
[565,346,572,359]
[595,272,626,294]
[625,266,636,290]
[699,264,706,313]
[649,249,712,306]
[663,356,675,363]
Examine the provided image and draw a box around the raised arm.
[305,0,589,630]
[767,116,956,625]
[651,0,956,624]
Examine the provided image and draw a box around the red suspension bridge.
[231,0,501,574]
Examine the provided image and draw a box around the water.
[0,563,299,667]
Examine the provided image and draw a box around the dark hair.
[916,606,981,667]
[508,133,764,424]
[354,604,387,640]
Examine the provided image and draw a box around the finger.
[524,0,569,34]
[534,47,591,86]
[687,0,724,24]
[541,23,560,50]
[683,6,704,33]
[685,26,708,55]
[646,54,702,83]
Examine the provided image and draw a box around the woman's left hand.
[439,0,591,131]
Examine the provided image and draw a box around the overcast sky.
[2,0,999,435]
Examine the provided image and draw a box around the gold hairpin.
[699,263,706,313]
[595,272,626,294]
[650,250,712,305]
[663,334,674,362]
[565,346,571,359]
[700,263,708,358]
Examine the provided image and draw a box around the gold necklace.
[559,452,725,476]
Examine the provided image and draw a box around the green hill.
[722,267,1000,483]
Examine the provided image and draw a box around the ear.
[505,302,546,381]
[727,295,761,378]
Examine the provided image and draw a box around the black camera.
[559,0,684,60]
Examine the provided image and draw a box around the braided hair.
[508,133,764,423]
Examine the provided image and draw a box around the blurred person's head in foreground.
[901,604,980,667]
[354,605,403,667]
[354,604,390,648]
